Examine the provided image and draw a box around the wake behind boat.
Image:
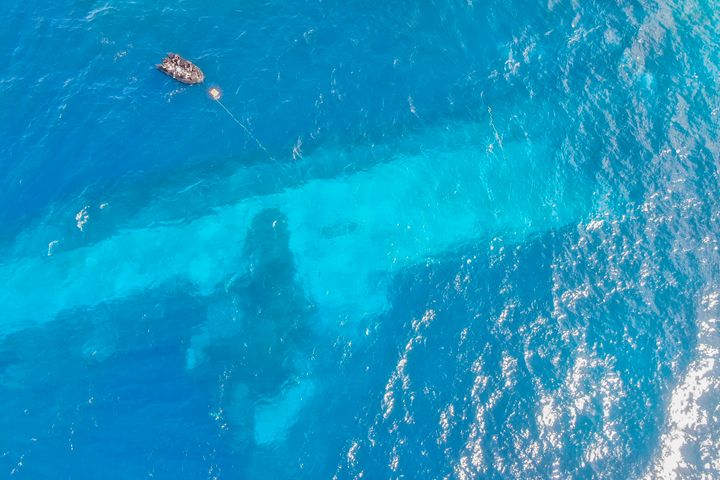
[157,53,204,84]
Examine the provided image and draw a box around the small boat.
[157,53,204,85]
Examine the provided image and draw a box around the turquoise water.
[3,0,720,478]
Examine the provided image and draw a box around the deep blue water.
[3,0,720,478]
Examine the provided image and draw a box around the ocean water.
[2,0,720,478]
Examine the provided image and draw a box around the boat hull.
[157,53,204,85]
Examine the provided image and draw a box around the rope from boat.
[214,99,272,157]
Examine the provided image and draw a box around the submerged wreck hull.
[157,53,204,85]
